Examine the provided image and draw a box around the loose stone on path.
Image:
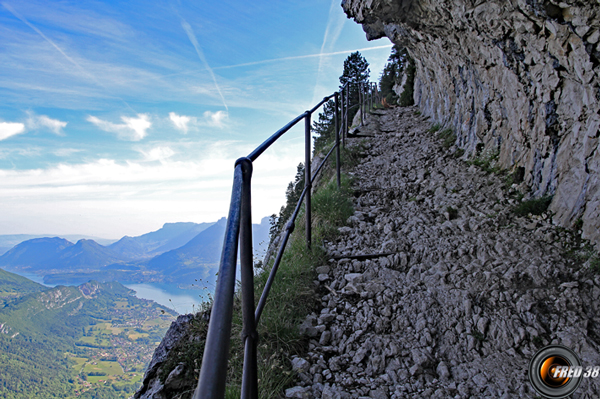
[286,107,600,398]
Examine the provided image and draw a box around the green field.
[0,278,177,399]
[70,311,175,395]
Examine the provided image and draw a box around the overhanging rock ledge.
[343,0,600,248]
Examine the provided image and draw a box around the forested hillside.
[0,271,176,399]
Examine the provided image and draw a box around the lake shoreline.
[5,268,212,315]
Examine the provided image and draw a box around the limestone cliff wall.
[343,0,600,247]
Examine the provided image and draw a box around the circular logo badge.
[529,345,582,398]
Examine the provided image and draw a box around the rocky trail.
[287,107,600,398]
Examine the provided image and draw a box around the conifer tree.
[271,52,370,237]
[379,45,415,106]
[312,99,335,152]
[339,51,370,116]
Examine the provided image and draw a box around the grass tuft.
[467,149,500,174]
[428,124,441,133]
[437,128,456,149]
[591,256,600,273]
[312,177,355,240]
[513,196,553,216]
[341,140,368,170]
[565,242,600,274]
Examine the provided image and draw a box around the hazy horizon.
[0,215,272,242]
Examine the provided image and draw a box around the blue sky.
[0,0,392,239]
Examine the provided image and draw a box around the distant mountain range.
[0,217,271,285]
[108,221,214,260]
[0,234,117,257]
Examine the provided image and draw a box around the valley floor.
[288,107,600,398]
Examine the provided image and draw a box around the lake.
[124,282,212,315]
[8,270,213,315]
[15,271,54,286]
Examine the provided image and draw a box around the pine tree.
[272,163,305,234]
[271,52,370,240]
[312,99,336,152]
[339,51,370,121]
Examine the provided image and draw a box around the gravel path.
[286,107,600,399]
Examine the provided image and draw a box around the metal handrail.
[193,81,377,399]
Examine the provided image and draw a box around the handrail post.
[362,82,365,123]
[374,83,377,106]
[334,91,340,189]
[239,158,258,399]
[372,83,374,107]
[339,88,344,146]
[374,83,377,108]
[194,163,244,399]
[359,82,363,126]
[304,112,312,250]
[375,83,378,106]
[344,84,348,147]
[365,83,369,115]
[363,83,367,118]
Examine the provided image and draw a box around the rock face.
[134,313,208,399]
[342,0,600,248]
[288,108,600,398]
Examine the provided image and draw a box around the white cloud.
[169,111,228,133]
[87,113,151,141]
[0,139,303,237]
[26,113,68,135]
[204,110,227,128]
[169,112,191,133]
[0,122,26,141]
[140,146,175,163]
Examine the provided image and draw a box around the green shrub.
[384,92,397,106]
[574,218,583,232]
[468,149,500,174]
[428,124,441,133]
[591,256,600,273]
[513,196,553,216]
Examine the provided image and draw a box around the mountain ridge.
[0,218,271,285]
